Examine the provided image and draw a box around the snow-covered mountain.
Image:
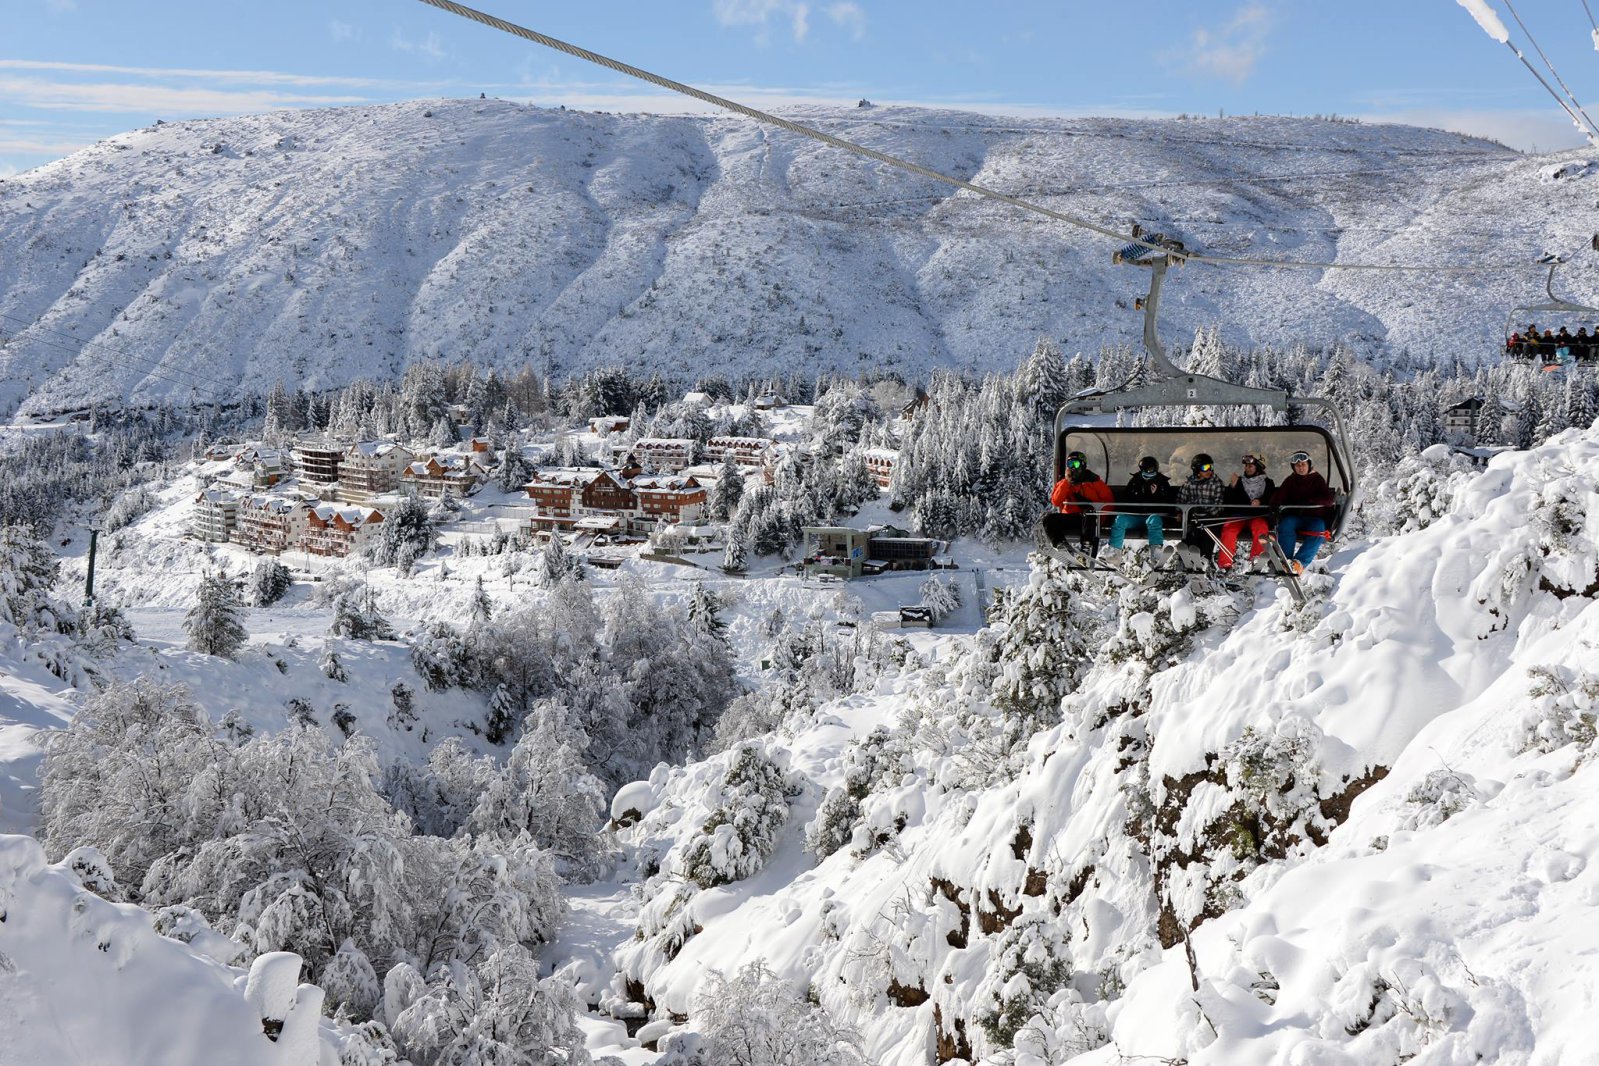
[2,98,1597,417]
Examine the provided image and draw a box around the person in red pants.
[1217,454,1275,571]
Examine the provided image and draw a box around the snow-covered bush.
[678,746,795,888]
[391,947,592,1066]
[987,557,1107,735]
[42,688,568,1017]
[1375,444,1473,535]
[804,727,896,860]
[973,918,1074,1052]
[102,483,155,532]
[1399,768,1481,831]
[661,960,866,1066]
[1519,665,1599,755]
[329,585,396,640]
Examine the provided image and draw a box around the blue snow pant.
[1108,513,1165,549]
[1276,514,1328,568]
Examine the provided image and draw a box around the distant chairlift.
[1503,248,1599,372]
[1036,227,1358,596]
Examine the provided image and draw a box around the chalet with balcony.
[304,503,385,557]
[704,436,776,468]
[862,448,898,488]
[632,475,707,523]
[401,454,489,499]
[232,444,285,488]
[234,495,310,555]
[191,489,239,542]
[291,439,346,486]
[341,441,415,502]
[522,467,601,527]
[628,437,696,474]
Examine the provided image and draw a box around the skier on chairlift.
[1044,451,1114,561]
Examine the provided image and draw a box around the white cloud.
[0,59,400,90]
[390,30,446,61]
[330,20,356,43]
[1173,3,1273,86]
[712,0,812,45]
[1358,107,1590,153]
[826,2,866,42]
[0,75,367,116]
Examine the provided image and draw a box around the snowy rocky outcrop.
[607,423,1599,1064]
[3,99,1596,415]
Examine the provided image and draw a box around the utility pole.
[83,526,101,607]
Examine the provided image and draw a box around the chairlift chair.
[1036,228,1358,587]
[1503,252,1599,371]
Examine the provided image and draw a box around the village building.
[233,495,310,555]
[580,470,638,515]
[753,393,783,411]
[867,525,943,569]
[1444,397,1487,442]
[588,415,630,435]
[291,439,345,486]
[467,436,494,454]
[400,454,490,499]
[191,489,239,542]
[704,436,776,468]
[522,468,603,528]
[631,475,707,523]
[628,437,696,474]
[862,447,899,488]
[231,444,285,489]
[340,441,415,502]
[303,503,385,557]
[801,526,870,580]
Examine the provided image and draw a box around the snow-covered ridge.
[610,423,1599,1064]
[2,99,1594,416]
[0,835,342,1065]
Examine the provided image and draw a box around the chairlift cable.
[1581,0,1598,34]
[414,0,1545,276]
[0,311,228,402]
[1501,0,1599,140]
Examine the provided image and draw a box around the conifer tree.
[711,453,745,521]
[185,571,247,659]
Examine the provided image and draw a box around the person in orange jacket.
[1043,450,1114,559]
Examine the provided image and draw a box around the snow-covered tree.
[185,571,247,658]
[330,585,396,641]
[369,493,436,571]
[249,558,293,607]
[0,522,75,635]
[710,453,745,521]
[722,532,749,573]
[918,574,962,624]
[468,702,609,879]
[496,445,532,493]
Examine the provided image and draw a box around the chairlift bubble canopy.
[1043,244,1358,561]
[1504,253,1599,368]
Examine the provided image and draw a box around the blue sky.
[3,0,1596,176]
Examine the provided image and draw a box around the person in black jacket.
[1217,454,1275,570]
[1269,450,1336,575]
[1106,456,1173,552]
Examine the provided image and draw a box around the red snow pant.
[1217,516,1269,569]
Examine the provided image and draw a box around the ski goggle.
[1240,455,1260,467]
[1289,451,1311,464]
[1193,461,1213,473]
[1066,457,1084,470]
[1139,469,1158,479]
